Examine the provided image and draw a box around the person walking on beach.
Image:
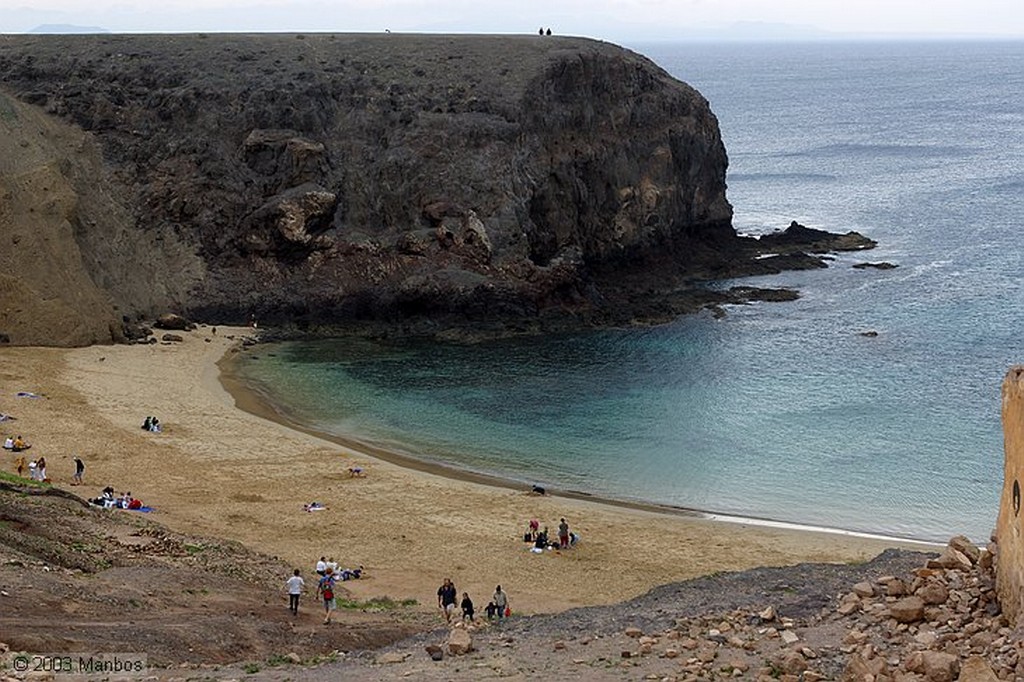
[317,566,337,624]
[72,457,85,486]
[14,454,26,478]
[286,568,305,616]
[493,585,509,619]
[437,578,457,623]
[558,517,570,548]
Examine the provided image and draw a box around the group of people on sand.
[89,486,143,510]
[141,416,162,432]
[6,445,84,485]
[524,517,578,552]
[10,452,47,482]
[437,578,510,625]
[282,557,364,623]
[3,434,30,452]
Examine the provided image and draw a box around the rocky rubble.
[311,538,1015,682]
[538,534,1013,682]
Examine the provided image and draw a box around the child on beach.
[460,592,475,622]
[285,568,304,616]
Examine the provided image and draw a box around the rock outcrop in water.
[0,34,870,345]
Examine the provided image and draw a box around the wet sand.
[0,328,935,615]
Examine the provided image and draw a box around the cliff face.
[997,366,1024,625]
[0,33,735,342]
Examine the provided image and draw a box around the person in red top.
[317,567,337,624]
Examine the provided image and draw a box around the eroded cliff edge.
[0,34,863,344]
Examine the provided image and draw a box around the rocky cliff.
[0,33,861,345]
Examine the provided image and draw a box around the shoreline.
[220,341,941,548]
[2,329,942,616]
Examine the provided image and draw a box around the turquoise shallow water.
[235,41,1024,543]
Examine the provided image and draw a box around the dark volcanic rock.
[0,35,873,343]
[154,313,193,331]
[759,220,877,253]
[853,261,898,270]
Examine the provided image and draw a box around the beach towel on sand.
[15,392,44,399]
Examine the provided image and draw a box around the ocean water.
[235,41,1024,543]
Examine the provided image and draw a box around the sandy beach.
[0,328,935,616]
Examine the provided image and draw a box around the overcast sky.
[2,0,1023,41]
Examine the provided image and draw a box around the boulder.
[851,581,875,597]
[161,333,184,343]
[906,650,959,682]
[949,535,981,564]
[446,627,472,655]
[928,548,973,572]
[771,649,807,675]
[424,644,443,661]
[883,577,909,597]
[957,656,999,681]
[917,580,950,605]
[154,313,192,331]
[888,596,925,623]
[843,652,886,680]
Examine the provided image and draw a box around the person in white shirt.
[286,569,305,615]
[327,557,339,574]
[315,557,327,576]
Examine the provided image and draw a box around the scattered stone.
[949,535,981,564]
[780,630,800,645]
[888,596,926,623]
[425,644,443,661]
[958,655,1000,681]
[928,548,973,572]
[906,650,959,682]
[624,627,643,638]
[917,580,950,605]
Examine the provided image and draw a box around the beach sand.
[0,329,933,616]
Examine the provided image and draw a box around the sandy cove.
[0,328,933,616]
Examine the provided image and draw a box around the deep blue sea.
[235,41,1024,543]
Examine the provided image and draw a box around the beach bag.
[505,606,511,617]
